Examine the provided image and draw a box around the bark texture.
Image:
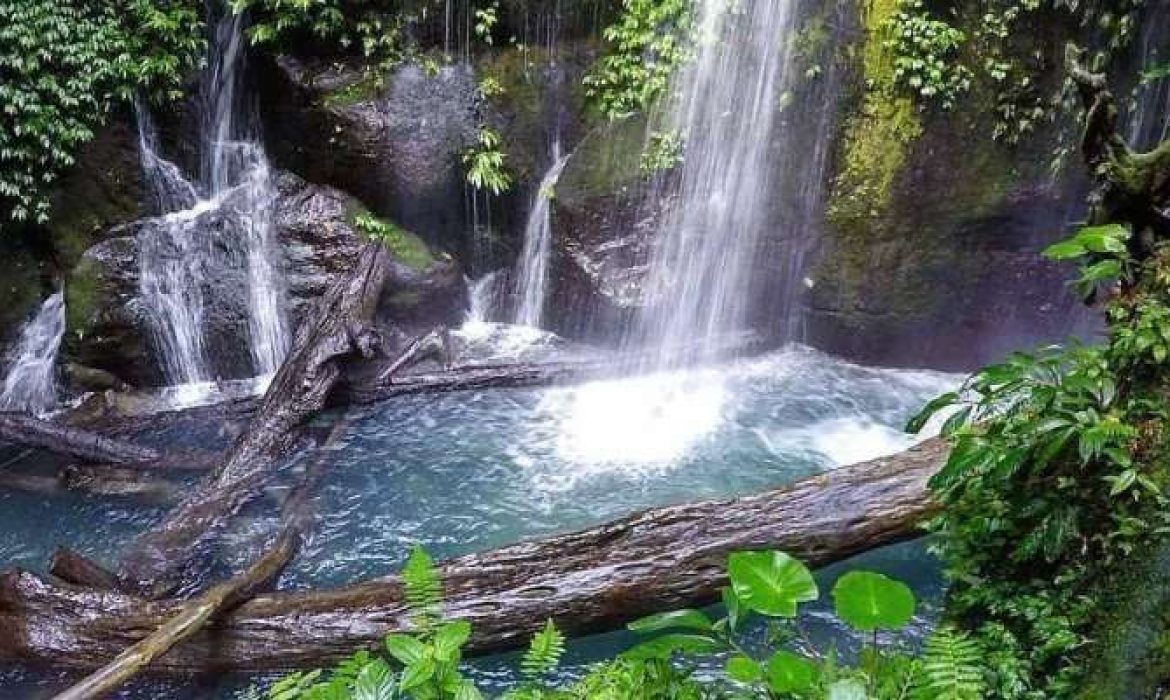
[116,242,392,596]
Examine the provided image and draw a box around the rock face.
[64,172,466,387]
[258,45,596,273]
[259,57,480,257]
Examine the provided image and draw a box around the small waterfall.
[0,292,65,415]
[467,271,503,325]
[133,3,290,388]
[630,0,802,369]
[513,143,571,327]
[134,101,198,213]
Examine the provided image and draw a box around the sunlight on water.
[539,369,730,468]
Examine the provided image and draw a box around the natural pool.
[0,343,958,698]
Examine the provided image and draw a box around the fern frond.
[521,620,566,678]
[913,627,986,700]
[402,545,443,630]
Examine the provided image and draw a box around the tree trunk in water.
[0,413,174,469]
[116,242,391,597]
[0,438,945,673]
[50,531,299,700]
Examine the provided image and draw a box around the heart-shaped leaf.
[728,551,818,617]
[766,650,819,693]
[832,571,916,632]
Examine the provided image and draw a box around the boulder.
[64,171,465,387]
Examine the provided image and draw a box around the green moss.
[828,0,922,230]
[64,255,101,337]
[349,208,435,271]
[556,114,648,206]
[322,69,388,108]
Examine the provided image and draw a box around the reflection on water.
[0,343,959,698]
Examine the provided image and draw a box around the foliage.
[352,211,435,271]
[251,547,977,700]
[0,0,204,228]
[229,0,422,63]
[640,130,684,172]
[908,221,1170,697]
[463,128,512,195]
[583,0,694,119]
[884,0,972,111]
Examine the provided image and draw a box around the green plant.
[583,0,694,119]
[907,218,1170,697]
[640,130,684,172]
[462,128,512,195]
[473,2,499,46]
[624,550,980,699]
[230,0,411,63]
[0,0,203,228]
[884,0,972,110]
[352,210,435,271]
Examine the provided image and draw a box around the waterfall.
[630,0,802,369]
[0,292,65,415]
[513,143,571,327]
[133,3,290,389]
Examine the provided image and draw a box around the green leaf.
[722,586,744,632]
[628,609,713,634]
[622,633,724,660]
[726,654,763,683]
[521,620,565,678]
[1043,238,1087,260]
[1106,468,1138,496]
[353,659,396,700]
[766,650,819,693]
[727,551,818,617]
[1076,224,1129,253]
[384,634,427,665]
[453,680,484,700]
[906,392,959,433]
[433,620,471,662]
[831,571,916,632]
[399,657,436,692]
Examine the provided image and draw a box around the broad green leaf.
[726,654,763,683]
[384,634,427,665]
[622,633,724,660]
[905,392,958,433]
[433,620,471,662]
[766,650,819,693]
[1043,238,1087,260]
[831,571,916,632]
[353,659,396,700]
[399,657,436,692]
[1076,224,1129,253]
[628,609,714,634]
[727,551,818,617]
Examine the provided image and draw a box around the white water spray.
[0,292,65,415]
[133,5,290,391]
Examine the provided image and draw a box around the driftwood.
[116,242,392,596]
[341,360,612,405]
[49,548,122,591]
[50,530,299,700]
[0,412,160,467]
[0,438,945,672]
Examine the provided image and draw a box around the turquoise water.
[0,344,957,698]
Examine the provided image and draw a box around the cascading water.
[1127,7,1170,150]
[0,292,65,415]
[133,3,290,393]
[629,0,803,369]
[513,143,570,327]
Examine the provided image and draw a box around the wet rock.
[545,117,658,341]
[64,171,466,387]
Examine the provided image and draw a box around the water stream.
[513,143,571,328]
[0,292,65,416]
[133,3,290,396]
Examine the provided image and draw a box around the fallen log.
[51,530,299,700]
[49,548,121,591]
[117,242,392,596]
[341,359,613,405]
[0,438,946,672]
[0,412,160,467]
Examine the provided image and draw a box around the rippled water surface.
[0,343,959,698]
